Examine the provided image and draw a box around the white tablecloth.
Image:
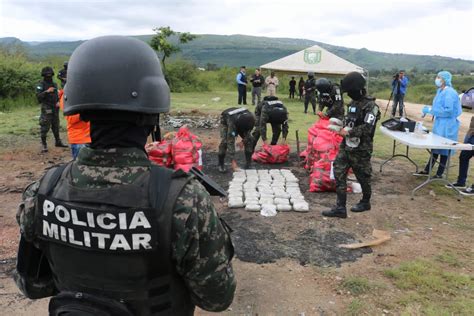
[380,127,473,151]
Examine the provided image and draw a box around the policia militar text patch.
[36,195,157,252]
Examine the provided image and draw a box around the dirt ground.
[0,111,473,315]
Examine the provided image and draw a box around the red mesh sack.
[171,126,203,172]
[145,140,172,167]
[252,144,290,164]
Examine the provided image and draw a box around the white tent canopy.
[260,44,365,76]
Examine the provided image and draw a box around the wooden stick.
[296,130,300,162]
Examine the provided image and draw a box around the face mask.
[435,78,443,87]
[347,90,363,101]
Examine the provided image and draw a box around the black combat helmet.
[340,72,366,92]
[41,66,54,77]
[64,36,170,116]
[63,61,68,68]
[315,78,331,93]
[308,71,315,78]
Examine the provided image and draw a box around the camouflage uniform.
[218,108,254,161]
[252,99,289,146]
[304,78,317,113]
[319,84,345,120]
[16,147,236,313]
[36,80,60,144]
[334,97,380,201]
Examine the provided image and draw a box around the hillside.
[1,34,473,72]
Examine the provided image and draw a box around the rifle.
[383,90,394,118]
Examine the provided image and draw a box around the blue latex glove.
[422,105,432,115]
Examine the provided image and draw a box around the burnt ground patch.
[202,150,372,267]
[221,212,372,267]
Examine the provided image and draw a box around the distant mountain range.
[1,34,473,72]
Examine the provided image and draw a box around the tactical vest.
[344,97,378,150]
[263,100,287,124]
[35,162,194,315]
[38,81,59,106]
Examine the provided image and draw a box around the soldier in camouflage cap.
[322,72,380,219]
[14,36,235,315]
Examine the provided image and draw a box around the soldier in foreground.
[15,36,236,315]
[323,72,380,218]
[218,107,256,172]
[252,96,289,148]
[315,78,345,120]
[36,66,67,152]
[303,72,317,114]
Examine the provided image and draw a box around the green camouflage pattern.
[334,147,372,199]
[253,101,289,144]
[218,114,254,160]
[343,97,380,153]
[36,81,60,140]
[16,146,236,312]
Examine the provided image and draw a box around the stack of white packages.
[227,169,309,213]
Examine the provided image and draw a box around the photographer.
[391,70,409,117]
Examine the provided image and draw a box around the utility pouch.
[49,291,133,316]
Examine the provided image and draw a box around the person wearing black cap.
[322,72,380,218]
[236,66,247,105]
[391,70,409,117]
[36,66,67,152]
[304,72,317,114]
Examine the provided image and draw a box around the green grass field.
[1,90,472,188]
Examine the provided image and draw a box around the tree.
[149,26,197,68]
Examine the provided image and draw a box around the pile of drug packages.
[227,169,309,216]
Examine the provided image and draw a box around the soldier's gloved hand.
[339,127,351,137]
[328,125,342,132]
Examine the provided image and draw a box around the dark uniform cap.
[341,72,366,92]
[41,66,54,77]
[315,78,331,93]
[64,36,170,116]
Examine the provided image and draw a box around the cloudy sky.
[0,0,472,60]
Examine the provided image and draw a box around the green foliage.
[5,34,473,72]
[149,26,196,67]
[341,276,374,295]
[346,298,365,316]
[0,48,39,101]
[164,59,210,93]
[384,259,474,314]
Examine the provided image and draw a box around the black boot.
[244,151,252,169]
[41,136,48,153]
[55,139,68,148]
[218,154,226,173]
[350,200,371,212]
[322,192,347,218]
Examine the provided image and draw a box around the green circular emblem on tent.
[304,49,322,64]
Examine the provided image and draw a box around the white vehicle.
[459,87,474,109]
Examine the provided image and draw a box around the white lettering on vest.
[60,225,67,242]
[119,213,127,230]
[71,209,87,226]
[83,231,91,247]
[68,228,84,246]
[55,205,70,223]
[129,211,151,229]
[133,234,152,250]
[91,232,110,249]
[43,199,55,216]
[96,213,117,230]
[43,220,59,239]
[110,234,131,251]
[87,212,95,228]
